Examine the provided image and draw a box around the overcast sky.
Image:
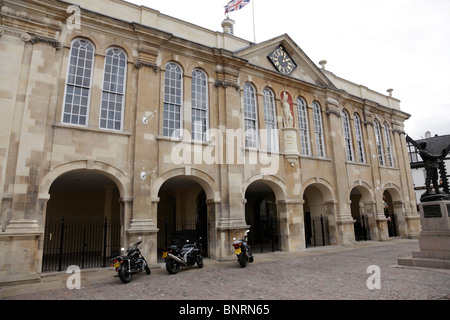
[127,0,449,140]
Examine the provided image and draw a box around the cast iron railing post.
[58,218,65,271]
[102,217,108,267]
[81,225,86,269]
[320,215,325,246]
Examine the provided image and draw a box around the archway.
[42,170,121,271]
[245,181,280,253]
[157,176,210,260]
[303,183,334,247]
[383,190,399,237]
[350,186,372,241]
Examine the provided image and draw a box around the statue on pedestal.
[407,135,450,202]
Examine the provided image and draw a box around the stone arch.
[243,174,287,202]
[39,160,131,200]
[243,175,287,253]
[349,182,374,241]
[382,182,403,237]
[152,167,218,202]
[301,178,336,246]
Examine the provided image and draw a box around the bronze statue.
[407,135,450,201]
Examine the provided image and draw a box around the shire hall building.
[0,0,420,285]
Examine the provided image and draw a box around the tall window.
[263,88,278,152]
[342,110,354,161]
[384,122,394,167]
[374,119,385,166]
[354,113,365,163]
[312,101,325,157]
[243,83,258,148]
[297,97,310,156]
[62,39,94,126]
[163,62,183,138]
[191,69,208,142]
[100,48,127,131]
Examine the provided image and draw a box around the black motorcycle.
[233,230,253,268]
[111,240,151,283]
[162,238,203,274]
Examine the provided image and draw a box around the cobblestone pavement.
[1,239,449,300]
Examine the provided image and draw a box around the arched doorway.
[245,181,280,253]
[383,190,399,237]
[303,184,333,247]
[350,187,371,241]
[157,177,210,260]
[42,170,121,271]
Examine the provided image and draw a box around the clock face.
[268,46,297,75]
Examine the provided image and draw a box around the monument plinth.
[398,136,450,269]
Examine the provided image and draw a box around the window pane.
[191,69,208,141]
[100,48,127,131]
[163,63,183,138]
[62,39,94,126]
[244,83,258,148]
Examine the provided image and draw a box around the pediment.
[234,34,336,89]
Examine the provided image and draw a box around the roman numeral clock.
[268,46,297,75]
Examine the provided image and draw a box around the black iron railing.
[42,218,120,272]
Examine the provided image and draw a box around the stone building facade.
[0,0,420,285]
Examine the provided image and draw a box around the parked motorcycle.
[111,239,151,283]
[162,238,203,274]
[233,230,253,268]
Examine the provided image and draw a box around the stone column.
[363,104,389,238]
[325,96,355,244]
[127,44,160,261]
[279,200,305,252]
[214,62,249,260]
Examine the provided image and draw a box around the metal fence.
[305,215,330,247]
[42,218,121,272]
[354,214,371,241]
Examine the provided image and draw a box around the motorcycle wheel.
[166,259,180,274]
[118,266,132,283]
[145,264,151,275]
[196,255,203,268]
[238,254,247,268]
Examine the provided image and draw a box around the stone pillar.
[279,200,305,252]
[325,96,355,244]
[362,104,390,239]
[214,62,249,260]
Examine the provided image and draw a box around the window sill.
[52,122,132,137]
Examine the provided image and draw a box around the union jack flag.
[225,0,250,14]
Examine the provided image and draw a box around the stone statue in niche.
[281,91,294,128]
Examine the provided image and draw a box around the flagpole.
[252,0,256,43]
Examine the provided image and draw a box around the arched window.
[342,110,354,161]
[100,47,127,131]
[263,88,278,152]
[312,101,325,157]
[243,83,258,148]
[297,97,310,156]
[62,39,94,126]
[191,69,209,142]
[374,119,385,166]
[354,113,365,163]
[384,122,394,167]
[163,62,183,138]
